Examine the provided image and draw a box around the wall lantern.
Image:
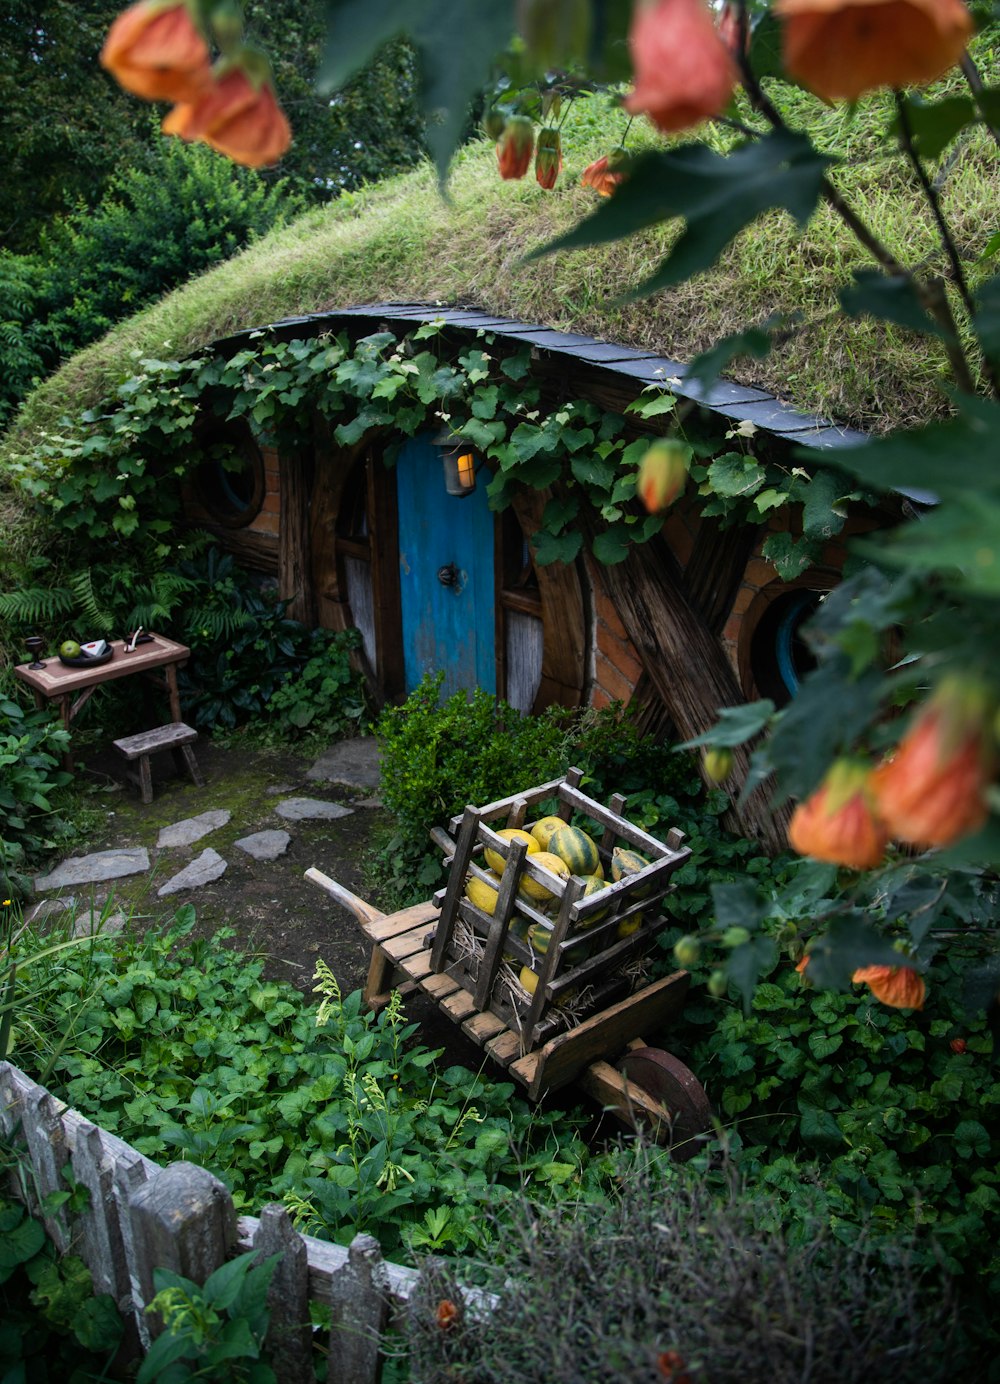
[436,428,480,497]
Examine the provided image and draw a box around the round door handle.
[437,563,458,587]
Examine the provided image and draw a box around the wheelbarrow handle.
[304,867,386,929]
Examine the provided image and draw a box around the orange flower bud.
[851,964,926,1011]
[702,746,734,785]
[436,1298,459,1331]
[788,758,888,870]
[162,58,291,168]
[624,0,737,133]
[535,127,563,190]
[637,440,689,513]
[950,1036,967,1054]
[580,153,629,196]
[872,676,995,848]
[101,0,211,103]
[773,0,973,103]
[496,116,535,180]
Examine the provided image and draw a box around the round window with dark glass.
[194,437,265,528]
[749,589,822,706]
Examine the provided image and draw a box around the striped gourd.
[611,846,652,896]
[518,851,570,902]
[548,825,601,877]
[484,827,539,875]
[530,815,569,851]
[574,874,610,927]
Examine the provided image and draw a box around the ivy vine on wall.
[6,320,866,580]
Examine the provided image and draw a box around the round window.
[194,435,265,528]
[749,589,822,706]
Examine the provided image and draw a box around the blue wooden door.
[395,435,496,697]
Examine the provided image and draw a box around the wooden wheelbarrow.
[305,866,712,1158]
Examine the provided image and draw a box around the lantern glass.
[442,445,478,496]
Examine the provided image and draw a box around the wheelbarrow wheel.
[616,1047,712,1160]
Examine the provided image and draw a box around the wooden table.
[14,634,191,770]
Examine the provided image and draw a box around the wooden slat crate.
[429,767,691,1052]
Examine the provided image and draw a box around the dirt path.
[52,735,487,1067]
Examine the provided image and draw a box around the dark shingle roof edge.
[219,301,870,453]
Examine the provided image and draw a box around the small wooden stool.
[112,723,204,804]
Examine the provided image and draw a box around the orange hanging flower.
[435,1299,460,1331]
[580,154,628,196]
[535,127,563,190]
[658,1350,692,1383]
[496,116,535,180]
[100,0,211,103]
[773,0,973,103]
[163,59,291,168]
[638,440,690,513]
[788,758,888,870]
[624,0,737,133]
[872,675,995,848]
[852,964,926,1010]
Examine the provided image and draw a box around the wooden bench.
[112,723,204,804]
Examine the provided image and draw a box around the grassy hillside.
[4,54,999,461]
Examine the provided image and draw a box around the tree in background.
[0,0,425,253]
[0,131,302,426]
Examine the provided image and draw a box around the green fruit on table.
[59,640,81,658]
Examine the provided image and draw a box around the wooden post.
[21,1086,71,1253]
[327,1233,390,1384]
[253,1204,313,1384]
[129,1161,236,1334]
[582,526,791,852]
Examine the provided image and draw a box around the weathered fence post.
[128,1160,236,1334]
[253,1203,313,1384]
[327,1232,391,1384]
[20,1086,71,1252]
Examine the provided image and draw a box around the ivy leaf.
[625,392,677,418]
[570,454,616,490]
[510,422,558,463]
[532,529,583,565]
[892,93,976,160]
[592,524,631,564]
[839,269,947,338]
[676,699,776,750]
[542,495,579,534]
[458,417,506,450]
[318,0,517,182]
[801,469,853,540]
[707,453,766,498]
[761,531,816,580]
[530,131,833,296]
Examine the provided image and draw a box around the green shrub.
[404,1161,966,1383]
[372,672,576,903]
[0,699,71,901]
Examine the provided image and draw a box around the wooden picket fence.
[0,1059,473,1383]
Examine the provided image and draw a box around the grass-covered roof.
[5,63,999,459]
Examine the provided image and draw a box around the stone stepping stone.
[274,797,353,822]
[306,737,381,791]
[234,830,291,862]
[35,848,150,892]
[157,848,227,897]
[158,809,232,849]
